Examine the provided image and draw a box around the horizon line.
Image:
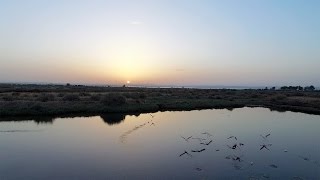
[0,82,318,89]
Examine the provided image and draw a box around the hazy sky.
[0,0,319,86]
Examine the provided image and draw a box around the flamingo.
[200,140,213,146]
[179,151,192,157]
[181,136,192,142]
[191,148,206,153]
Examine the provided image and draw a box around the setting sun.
[127,81,130,84]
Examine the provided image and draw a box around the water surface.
[0,108,319,179]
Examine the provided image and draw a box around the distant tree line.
[262,85,316,91]
[279,85,315,91]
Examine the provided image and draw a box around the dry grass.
[0,84,319,117]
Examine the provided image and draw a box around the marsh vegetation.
[0,84,319,117]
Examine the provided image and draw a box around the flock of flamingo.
[177,128,319,180]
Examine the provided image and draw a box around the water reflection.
[119,113,156,143]
[34,116,55,124]
[100,113,126,125]
[0,116,56,124]
[0,129,43,133]
[100,113,140,126]
[0,108,319,179]
[0,113,141,126]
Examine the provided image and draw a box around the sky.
[0,0,319,86]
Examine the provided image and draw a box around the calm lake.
[0,107,319,179]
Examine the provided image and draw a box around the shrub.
[275,94,287,100]
[90,94,101,101]
[123,92,146,99]
[293,92,304,96]
[37,93,55,102]
[215,96,222,99]
[226,91,236,95]
[2,95,13,101]
[250,94,259,98]
[100,93,127,106]
[124,93,139,99]
[186,94,194,99]
[62,94,80,101]
[30,103,43,111]
[270,94,287,102]
[139,93,147,99]
[12,92,20,96]
[79,92,90,96]
[287,100,302,106]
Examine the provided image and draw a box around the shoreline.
[1,84,320,118]
[0,105,319,125]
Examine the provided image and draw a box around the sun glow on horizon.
[0,1,319,86]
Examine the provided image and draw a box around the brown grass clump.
[62,94,80,101]
[100,93,127,106]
